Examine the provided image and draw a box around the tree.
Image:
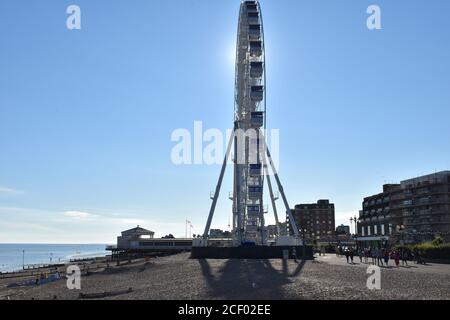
[432,236,444,247]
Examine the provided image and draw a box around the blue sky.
[1,0,449,243]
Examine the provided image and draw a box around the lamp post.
[349,216,358,235]
[350,216,358,249]
[22,250,25,270]
[349,217,353,236]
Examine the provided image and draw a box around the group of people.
[337,246,420,267]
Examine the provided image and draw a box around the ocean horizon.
[0,243,109,273]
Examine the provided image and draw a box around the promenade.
[316,253,450,275]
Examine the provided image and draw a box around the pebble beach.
[1,253,449,300]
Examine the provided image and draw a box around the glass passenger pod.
[249,163,262,176]
[247,205,260,214]
[250,111,264,127]
[248,137,260,163]
[250,62,263,78]
[248,186,263,200]
[249,41,262,57]
[250,85,264,101]
[247,12,260,25]
[246,3,258,13]
[248,24,261,40]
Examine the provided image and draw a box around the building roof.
[401,171,450,185]
[364,171,450,200]
[295,199,334,209]
[121,225,154,236]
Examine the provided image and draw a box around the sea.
[0,244,109,273]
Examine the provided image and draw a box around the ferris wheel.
[233,0,267,244]
[201,0,300,247]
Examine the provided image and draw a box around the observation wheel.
[232,0,267,245]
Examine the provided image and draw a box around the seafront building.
[290,200,336,242]
[108,226,193,257]
[357,171,450,248]
[107,226,237,258]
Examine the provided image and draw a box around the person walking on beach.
[349,248,354,264]
[344,248,349,263]
[383,249,390,267]
[413,248,422,264]
[376,248,384,267]
[415,250,424,265]
[371,248,377,265]
[372,248,378,265]
[402,249,408,266]
[394,250,400,267]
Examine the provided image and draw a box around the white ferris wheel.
[201,0,300,247]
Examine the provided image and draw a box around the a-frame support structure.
[202,129,299,243]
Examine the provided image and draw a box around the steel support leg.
[261,138,299,237]
[202,129,235,238]
[264,164,281,236]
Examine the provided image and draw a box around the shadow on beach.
[198,258,305,300]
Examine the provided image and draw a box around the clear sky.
[1,0,449,243]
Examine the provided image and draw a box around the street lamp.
[22,250,25,270]
[350,216,357,235]
[350,216,358,249]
